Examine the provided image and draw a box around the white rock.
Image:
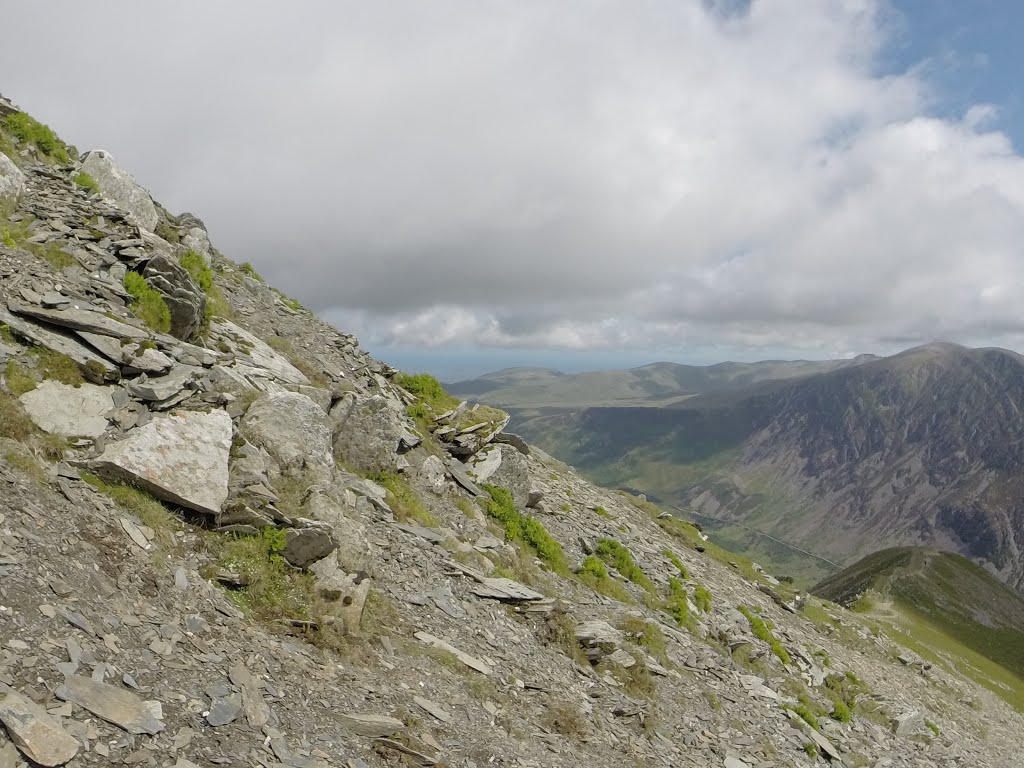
[80,149,158,231]
[0,152,26,205]
[91,409,231,515]
[19,381,113,437]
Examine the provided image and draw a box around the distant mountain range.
[451,343,1024,591]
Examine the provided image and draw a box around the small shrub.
[803,742,818,757]
[831,700,852,722]
[595,539,656,594]
[576,555,632,602]
[240,262,264,282]
[124,272,171,333]
[482,484,565,571]
[662,548,689,578]
[787,701,821,731]
[618,616,668,664]
[593,506,611,519]
[73,172,99,193]
[925,719,940,736]
[665,576,689,626]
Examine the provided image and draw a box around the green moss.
[595,539,655,594]
[30,347,83,386]
[482,484,565,572]
[1,113,69,163]
[737,605,790,664]
[73,171,99,193]
[803,742,818,758]
[662,549,689,578]
[577,554,632,602]
[124,271,171,333]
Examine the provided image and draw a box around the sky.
[3,1,1024,380]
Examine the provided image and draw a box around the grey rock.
[205,695,242,727]
[0,153,26,206]
[56,675,164,735]
[209,319,309,386]
[281,520,339,569]
[91,408,231,515]
[124,364,202,402]
[8,300,148,341]
[0,690,79,766]
[332,394,407,474]
[447,458,483,497]
[339,713,405,738]
[142,253,206,340]
[473,444,529,508]
[80,150,159,231]
[417,455,448,494]
[19,381,113,437]
[240,392,333,474]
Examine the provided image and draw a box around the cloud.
[3,1,1024,359]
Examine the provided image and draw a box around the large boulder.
[178,212,213,262]
[239,392,332,476]
[143,253,206,340]
[91,409,232,516]
[80,150,158,231]
[332,395,406,474]
[0,152,25,206]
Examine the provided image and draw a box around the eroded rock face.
[143,253,206,340]
[0,152,26,206]
[80,149,159,231]
[240,392,333,475]
[91,409,232,515]
[470,444,530,508]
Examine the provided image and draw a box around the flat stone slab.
[56,675,164,735]
[339,713,405,738]
[0,690,79,766]
[91,408,231,515]
[9,300,149,340]
[414,631,493,675]
[20,381,113,437]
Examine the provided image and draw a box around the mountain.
[448,356,877,408]
[1,95,1023,766]
[465,344,1024,591]
[812,547,1024,703]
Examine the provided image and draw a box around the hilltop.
[0,96,1022,767]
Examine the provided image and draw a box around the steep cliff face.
[1,97,1022,767]
[683,343,1024,591]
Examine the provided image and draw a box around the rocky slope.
[0,96,1022,767]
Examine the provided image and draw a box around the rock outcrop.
[0,152,25,205]
[80,149,159,231]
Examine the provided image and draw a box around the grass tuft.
[595,539,655,594]
[482,484,566,571]
[124,271,171,333]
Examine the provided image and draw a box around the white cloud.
[3,1,1023,359]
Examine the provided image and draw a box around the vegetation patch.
[663,548,689,578]
[618,616,669,665]
[124,271,171,333]
[73,171,100,193]
[30,347,83,386]
[81,473,180,550]
[241,262,264,282]
[1,113,70,163]
[181,249,231,327]
[737,605,790,664]
[693,584,713,613]
[595,539,656,594]
[28,241,75,270]
[373,471,439,527]
[213,528,318,620]
[4,360,36,396]
[482,484,566,572]
[665,576,690,626]
[576,554,632,602]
